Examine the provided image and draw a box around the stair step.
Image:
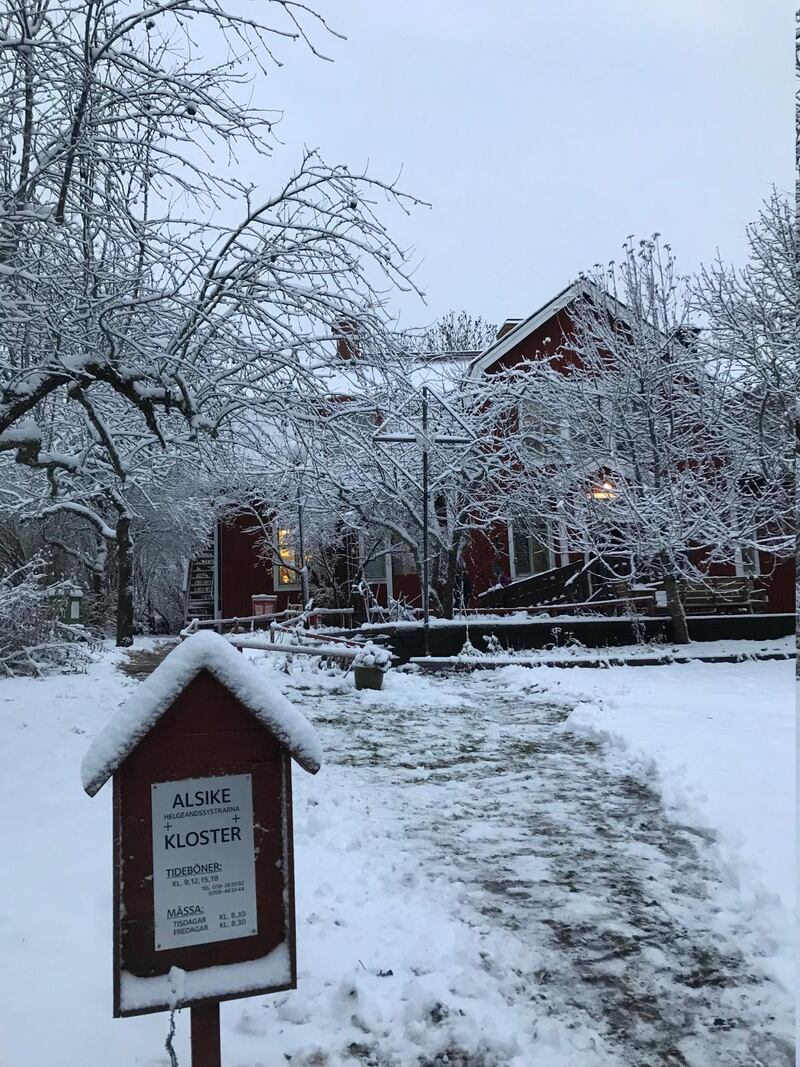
[186,545,216,622]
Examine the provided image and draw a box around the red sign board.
[82,633,321,1024]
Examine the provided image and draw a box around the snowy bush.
[458,637,482,658]
[352,641,393,672]
[483,633,504,655]
[0,560,97,677]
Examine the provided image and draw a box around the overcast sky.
[259,0,792,330]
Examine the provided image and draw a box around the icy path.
[268,663,795,1067]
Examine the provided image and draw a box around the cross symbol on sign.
[232,815,240,823]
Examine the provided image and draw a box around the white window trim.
[273,565,301,591]
[556,518,570,567]
[508,519,557,579]
[273,527,301,591]
[733,544,760,578]
[213,522,221,619]
[359,535,390,585]
[731,502,761,578]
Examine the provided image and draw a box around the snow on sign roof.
[81,632,322,796]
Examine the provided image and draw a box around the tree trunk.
[663,574,690,644]
[440,544,461,621]
[440,580,454,620]
[115,514,134,648]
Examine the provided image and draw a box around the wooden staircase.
[478,560,590,610]
[477,556,634,611]
[185,547,215,622]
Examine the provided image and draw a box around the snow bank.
[81,631,322,796]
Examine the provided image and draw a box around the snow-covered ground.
[0,643,794,1065]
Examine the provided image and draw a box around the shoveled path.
[117,639,178,679]
[299,668,794,1067]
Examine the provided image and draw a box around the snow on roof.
[305,350,468,398]
[467,281,585,377]
[467,279,656,378]
[81,632,322,796]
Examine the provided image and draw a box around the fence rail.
[181,607,355,638]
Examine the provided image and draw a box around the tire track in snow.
[307,670,794,1067]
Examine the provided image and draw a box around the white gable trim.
[467,282,584,378]
[467,279,632,379]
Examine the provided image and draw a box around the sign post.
[191,1002,221,1067]
[82,631,322,1060]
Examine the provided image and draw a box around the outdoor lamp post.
[373,385,472,658]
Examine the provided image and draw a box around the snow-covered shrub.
[385,596,419,622]
[0,560,97,677]
[458,637,482,658]
[482,633,504,655]
[352,641,393,672]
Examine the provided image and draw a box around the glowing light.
[591,479,617,501]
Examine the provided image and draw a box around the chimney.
[335,318,358,360]
[496,318,522,340]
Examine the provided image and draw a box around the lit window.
[276,528,299,587]
[590,479,617,501]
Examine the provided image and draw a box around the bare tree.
[692,191,797,634]
[0,0,422,644]
[691,190,796,487]
[263,357,519,619]
[498,238,787,643]
[415,310,498,354]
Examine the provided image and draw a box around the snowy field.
[0,643,794,1066]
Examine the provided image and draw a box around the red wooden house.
[184,283,794,623]
[462,282,794,614]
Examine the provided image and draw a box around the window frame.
[273,526,302,591]
[508,518,557,580]
[359,535,390,585]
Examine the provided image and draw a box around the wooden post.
[191,1001,221,1067]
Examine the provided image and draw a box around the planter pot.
[354,665,385,691]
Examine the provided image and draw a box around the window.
[361,541,388,583]
[390,539,416,576]
[518,399,549,457]
[590,478,617,501]
[275,528,300,588]
[511,519,554,577]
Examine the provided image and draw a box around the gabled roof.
[81,631,322,796]
[466,281,584,377]
[467,279,632,378]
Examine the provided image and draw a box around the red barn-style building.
[185,283,794,623]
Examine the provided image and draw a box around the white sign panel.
[151,774,258,951]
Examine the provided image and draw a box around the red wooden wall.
[218,516,297,619]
